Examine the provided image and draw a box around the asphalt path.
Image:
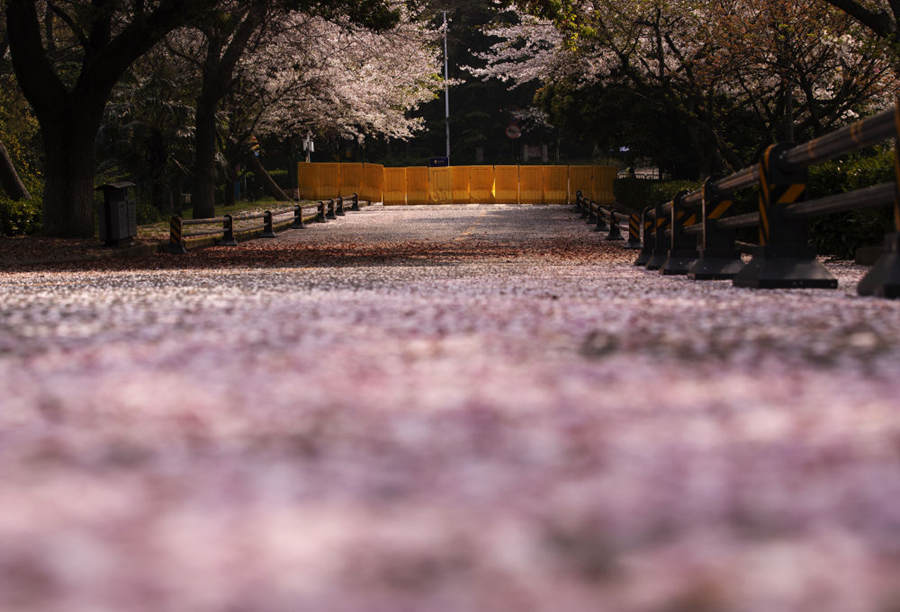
[2,204,900,611]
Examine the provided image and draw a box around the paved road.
[2,204,900,611]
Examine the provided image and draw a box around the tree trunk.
[246,152,293,202]
[0,138,31,200]
[40,111,102,237]
[191,93,218,219]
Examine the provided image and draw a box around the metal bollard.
[261,210,277,238]
[167,215,187,254]
[634,208,654,265]
[594,203,610,232]
[733,144,836,288]
[687,178,743,280]
[858,95,900,298]
[624,213,642,249]
[326,199,336,219]
[336,196,345,216]
[604,209,624,241]
[220,215,237,246]
[352,193,360,211]
[317,201,327,222]
[660,191,699,274]
[645,201,670,270]
[292,204,305,229]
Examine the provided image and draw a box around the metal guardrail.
[166,194,365,253]
[573,96,900,298]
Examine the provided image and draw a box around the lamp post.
[302,132,314,163]
[443,10,450,164]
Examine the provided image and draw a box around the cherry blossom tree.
[475,1,897,176]
[819,0,899,73]
[4,0,219,236]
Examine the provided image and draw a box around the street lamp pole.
[443,10,450,164]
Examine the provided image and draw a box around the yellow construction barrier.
[469,166,494,203]
[518,166,543,204]
[317,163,341,201]
[450,166,470,203]
[340,163,364,197]
[362,163,384,203]
[543,166,568,204]
[592,165,616,204]
[429,167,451,203]
[569,166,593,201]
[383,167,406,205]
[298,163,616,205]
[406,167,429,205]
[297,162,316,200]
[493,165,519,203]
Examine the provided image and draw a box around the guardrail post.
[291,204,305,229]
[858,97,900,298]
[317,201,327,223]
[634,207,654,265]
[166,215,187,254]
[688,178,744,280]
[660,192,699,274]
[326,198,336,219]
[351,193,360,211]
[220,215,237,246]
[579,193,589,218]
[646,201,670,270]
[261,210,277,238]
[574,190,583,213]
[594,202,609,231]
[733,143,836,288]
[604,209,623,241]
[585,200,596,224]
[624,213,642,249]
[336,196,345,216]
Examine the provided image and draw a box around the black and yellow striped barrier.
[624,213,642,249]
[166,216,187,254]
[660,191,700,275]
[622,96,899,297]
[687,178,743,280]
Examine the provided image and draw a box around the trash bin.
[96,182,137,246]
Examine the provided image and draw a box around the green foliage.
[807,146,895,258]
[614,178,702,212]
[136,199,161,225]
[0,194,42,235]
[265,168,290,189]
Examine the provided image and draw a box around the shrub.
[0,195,42,236]
[614,178,702,212]
[807,146,894,259]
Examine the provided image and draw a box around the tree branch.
[821,0,895,38]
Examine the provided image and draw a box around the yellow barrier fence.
[298,163,616,205]
[451,166,470,204]
[340,163,364,198]
[493,165,519,204]
[543,166,568,204]
[362,163,384,203]
[569,166,593,201]
[383,167,406,205]
[406,167,429,205]
[518,166,543,204]
[591,165,616,204]
[469,166,494,203]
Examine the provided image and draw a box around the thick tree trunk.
[40,111,102,237]
[246,152,293,202]
[191,93,219,219]
[0,138,31,200]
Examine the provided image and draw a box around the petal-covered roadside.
[1,205,899,612]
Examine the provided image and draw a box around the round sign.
[505,124,522,139]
